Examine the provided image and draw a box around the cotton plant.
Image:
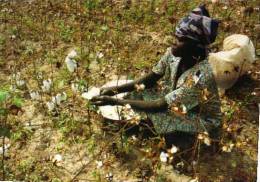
[65,49,78,73]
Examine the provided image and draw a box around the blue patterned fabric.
[175,5,219,45]
[128,48,222,134]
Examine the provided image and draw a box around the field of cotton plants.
[0,0,260,181]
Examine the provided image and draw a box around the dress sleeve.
[152,47,172,76]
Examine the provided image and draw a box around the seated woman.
[91,5,223,135]
[91,34,256,139]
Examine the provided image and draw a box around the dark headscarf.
[175,5,219,46]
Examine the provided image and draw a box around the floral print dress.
[128,47,222,134]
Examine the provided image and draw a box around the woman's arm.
[91,96,168,112]
[100,71,162,96]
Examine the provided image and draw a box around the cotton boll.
[46,101,55,111]
[13,72,21,80]
[96,52,104,59]
[30,91,40,100]
[42,79,52,92]
[65,49,78,73]
[160,151,168,163]
[204,137,211,146]
[16,80,26,87]
[105,172,113,181]
[170,145,178,154]
[96,160,103,168]
[67,49,77,59]
[0,144,10,154]
[65,57,77,73]
[52,154,63,166]
[52,95,62,105]
[53,154,63,162]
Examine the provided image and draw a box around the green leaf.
[13,97,23,108]
[0,127,10,138]
[0,108,8,116]
[0,91,9,103]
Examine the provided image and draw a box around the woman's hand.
[100,87,117,96]
[90,96,118,106]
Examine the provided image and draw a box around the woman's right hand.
[100,87,117,96]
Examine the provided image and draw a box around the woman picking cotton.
[90,5,220,136]
[91,34,256,143]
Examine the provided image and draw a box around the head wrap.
[208,34,256,90]
[175,5,219,46]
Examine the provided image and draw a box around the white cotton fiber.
[82,79,140,120]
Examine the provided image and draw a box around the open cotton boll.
[52,95,62,105]
[46,101,55,111]
[0,143,10,155]
[160,151,168,163]
[170,145,178,154]
[42,79,52,92]
[12,72,21,80]
[65,57,77,73]
[96,52,104,59]
[30,91,40,100]
[16,80,26,87]
[67,49,77,59]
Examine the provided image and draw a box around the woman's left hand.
[90,96,118,106]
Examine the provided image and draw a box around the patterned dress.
[128,47,222,134]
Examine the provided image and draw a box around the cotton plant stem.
[1,101,7,181]
[257,104,260,181]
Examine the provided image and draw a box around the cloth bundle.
[208,34,256,91]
